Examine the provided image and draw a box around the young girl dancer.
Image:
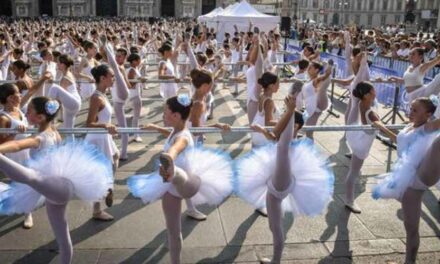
[251,72,281,147]
[47,54,81,140]
[158,42,179,99]
[126,53,143,143]
[237,83,334,264]
[0,83,33,228]
[101,35,129,160]
[302,61,332,141]
[246,35,264,123]
[372,97,440,264]
[0,97,113,264]
[84,64,119,221]
[77,41,99,99]
[345,81,380,213]
[388,49,440,103]
[128,94,233,264]
[184,69,230,220]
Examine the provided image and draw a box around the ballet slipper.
[22,213,34,229]
[92,210,114,221]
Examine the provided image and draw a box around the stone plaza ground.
[0,78,439,263]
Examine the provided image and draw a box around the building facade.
[1,0,439,30]
[3,0,223,18]
[292,0,440,29]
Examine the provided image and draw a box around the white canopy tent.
[197,7,223,27]
[200,0,280,42]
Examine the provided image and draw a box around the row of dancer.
[1,76,439,264]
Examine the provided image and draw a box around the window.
[367,14,373,25]
[313,0,318,8]
[395,14,401,23]
[357,0,362,10]
[334,1,339,9]
[369,0,374,10]
[344,13,349,24]
[381,15,386,25]
[355,14,361,24]
[382,0,388,10]
[313,13,318,22]
[397,0,403,10]
[324,0,330,9]
[428,0,434,9]
[302,0,308,8]
[324,14,328,23]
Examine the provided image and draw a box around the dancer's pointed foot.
[93,211,114,221]
[23,213,33,229]
[186,208,207,221]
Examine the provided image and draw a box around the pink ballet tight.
[344,154,364,205]
[265,110,296,263]
[113,102,128,159]
[130,95,142,139]
[305,112,321,140]
[104,43,129,159]
[0,154,73,264]
[247,100,258,124]
[48,84,81,140]
[162,167,201,264]
[402,136,440,263]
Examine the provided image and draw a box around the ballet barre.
[0,77,304,85]
[0,124,406,135]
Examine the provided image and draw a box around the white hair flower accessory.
[45,100,60,115]
[429,95,439,108]
[177,93,191,107]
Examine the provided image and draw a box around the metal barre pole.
[0,125,406,134]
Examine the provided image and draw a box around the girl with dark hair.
[0,83,33,228]
[302,61,332,141]
[77,41,99,99]
[237,89,334,264]
[128,94,233,264]
[372,96,440,264]
[388,48,440,104]
[251,72,281,147]
[84,64,119,221]
[0,96,113,264]
[100,35,130,161]
[158,42,179,99]
[344,81,380,213]
[126,52,143,142]
[47,54,81,140]
[184,68,230,221]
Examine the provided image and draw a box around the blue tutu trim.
[128,146,234,206]
[0,182,45,215]
[373,131,439,200]
[26,140,114,202]
[236,138,334,216]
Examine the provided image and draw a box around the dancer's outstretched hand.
[284,95,296,113]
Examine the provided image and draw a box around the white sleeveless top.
[1,110,30,164]
[302,80,318,116]
[159,60,178,99]
[251,98,281,146]
[246,66,258,103]
[396,124,425,158]
[62,75,81,101]
[30,130,60,158]
[403,65,424,87]
[126,66,142,99]
[164,129,194,152]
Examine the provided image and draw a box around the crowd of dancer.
[0,17,439,264]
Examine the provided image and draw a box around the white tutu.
[128,147,234,206]
[0,140,113,215]
[236,139,334,216]
[84,134,118,162]
[373,132,439,200]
